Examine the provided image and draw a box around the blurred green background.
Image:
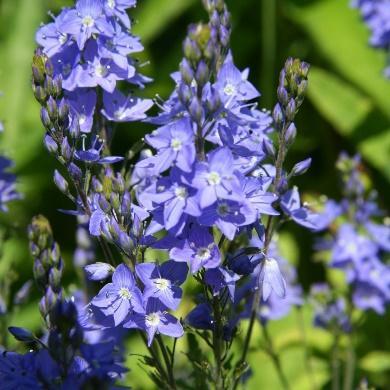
[0,0,390,388]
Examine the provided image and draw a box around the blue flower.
[191,147,243,208]
[124,297,184,346]
[169,225,221,273]
[139,117,196,173]
[102,89,153,122]
[136,260,188,310]
[61,0,114,50]
[91,263,143,326]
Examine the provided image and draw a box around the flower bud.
[60,137,72,161]
[285,99,296,122]
[54,170,69,194]
[46,96,58,122]
[277,86,288,106]
[195,60,209,87]
[40,107,52,129]
[34,86,47,104]
[177,83,192,105]
[68,162,82,182]
[8,327,35,343]
[118,231,133,253]
[180,59,194,85]
[189,97,203,123]
[44,134,58,154]
[291,157,312,176]
[85,262,114,281]
[272,103,284,130]
[284,122,297,145]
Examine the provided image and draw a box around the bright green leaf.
[360,351,390,373]
[307,66,373,136]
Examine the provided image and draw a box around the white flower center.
[58,33,67,45]
[174,186,187,200]
[114,109,126,120]
[217,202,230,217]
[153,278,170,291]
[196,247,211,261]
[82,15,95,28]
[119,287,132,300]
[107,0,116,9]
[259,304,270,316]
[223,83,236,96]
[78,114,86,126]
[95,64,108,77]
[170,138,182,151]
[146,312,161,327]
[207,171,221,186]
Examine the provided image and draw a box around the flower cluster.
[310,283,351,333]
[5,0,387,388]
[352,0,390,77]
[316,153,390,314]
[0,215,126,388]
[32,0,152,226]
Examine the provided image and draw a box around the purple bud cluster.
[316,153,390,314]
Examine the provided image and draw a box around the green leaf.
[360,351,390,373]
[0,0,45,168]
[307,66,372,136]
[288,0,390,119]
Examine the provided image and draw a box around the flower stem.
[331,333,341,390]
[212,295,225,390]
[343,333,355,390]
[157,335,177,389]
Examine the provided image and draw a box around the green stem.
[211,295,224,390]
[140,332,171,388]
[157,335,177,389]
[262,323,290,390]
[343,333,355,390]
[332,333,341,390]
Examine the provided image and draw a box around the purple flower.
[280,187,326,231]
[123,297,184,346]
[214,52,260,107]
[139,117,196,173]
[330,224,377,268]
[199,199,257,240]
[205,267,240,301]
[103,0,136,28]
[75,135,123,164]
[185,303,213,330]
[143,170,201,231]
[67,89,97,133]
[91,264,143,326]
[191,148,243,208]
[101,89,153,122]
[170,225,221,273]
[61,0,114,50]
[36,9,71,56]
[257,257,286,301]
[136,260,188,310]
